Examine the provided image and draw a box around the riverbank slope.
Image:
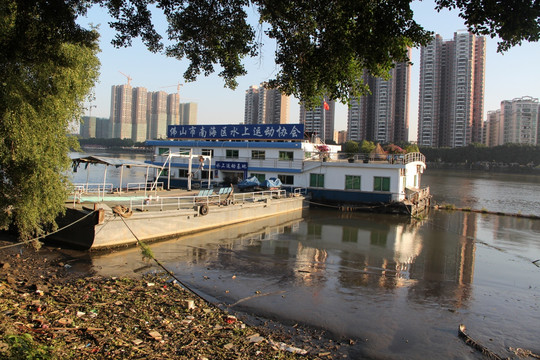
[0,237,337,359]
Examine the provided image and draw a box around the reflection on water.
[67,154,540,359]
[84,208,540,359]
[423,169,540,216]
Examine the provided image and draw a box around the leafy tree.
[97,0,539,105]
[405,144,420,153]
[0,1,100,239]
[360,140,376,154]
[343,141,359,157]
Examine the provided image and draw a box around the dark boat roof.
[71,155,162,169]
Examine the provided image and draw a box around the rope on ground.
[458,324,503,360]
[0,210,97,250]
[117,216,210,304]
[228,290,287,307]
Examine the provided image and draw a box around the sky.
[79,0,540,141]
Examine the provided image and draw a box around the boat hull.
[50,196,307,250]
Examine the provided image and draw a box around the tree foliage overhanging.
[1,0,539,238]
[94,0,539,105]
[0,1,100,238]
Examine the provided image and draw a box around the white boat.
[50,155,307,250]
[146,124,430,215]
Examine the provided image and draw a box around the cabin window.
[345,175,361,190]
[279,151,294,161]
[250,173,266,182]
[202,149,214,157]
[226,149,239,159]
[201,170,214,179]
[178,148,191,155]
[158,169,168,177]
[178,169,189,178]
[158,147,169,155]
[373,176,390,191]
[310,173,325,188]
[278,174,294,185]
[251,150,265,160]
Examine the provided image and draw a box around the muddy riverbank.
[0,237,347,359]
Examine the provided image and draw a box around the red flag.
[323,100,330,111]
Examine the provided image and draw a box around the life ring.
[199,204,209,216]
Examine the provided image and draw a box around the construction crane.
[161,82,183,97]
[118,71,132,86]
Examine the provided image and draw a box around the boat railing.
[72,183,114,193]
[126,182,164,192]
[315,152,426,165]
[406,186,431,203]
[153,155,303,170]
[119,189,289,212]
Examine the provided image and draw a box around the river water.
[69,152,540,359]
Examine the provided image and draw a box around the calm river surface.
[71,152,540,359]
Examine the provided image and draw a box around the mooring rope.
[117,215,210,304]
[0,210,97,250]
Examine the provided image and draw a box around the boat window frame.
[373,176,390,192]
[278,174,294,185]
[345,175,361,190]
[226,149,239,159]
[251,150,266,160]
[310,173,325,188]
[178,169,189,178]
[250,173,266,182]
[278,151,294,161]
[202,149,214,157]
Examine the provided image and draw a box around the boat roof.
[71,155,162,169]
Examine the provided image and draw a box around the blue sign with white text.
[215,161,248,171]
[168,124,304,141]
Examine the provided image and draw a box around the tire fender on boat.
[199,204,209,216]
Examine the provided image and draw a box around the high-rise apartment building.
[244,84,290,124]
[299,99,335,142]
[501,96,539,145]
[147,91,168,140]
[167,93,180,126]
[80,116,110,139]
[484,110,501,147]
[131,87,148,142]
[110,84,133,140]
[109,84,197,141]
[418,31,486,147]
[180,102,198,125]
[347,52,411,144]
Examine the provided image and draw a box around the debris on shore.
[0,241,332,359]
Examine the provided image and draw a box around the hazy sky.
[80,0,540,140]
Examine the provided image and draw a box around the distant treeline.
[78,138,148,148]
[420,143,540,167]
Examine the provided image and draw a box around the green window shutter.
[383,177,390,191]
[374,177,381,191]
[310,173,324,187]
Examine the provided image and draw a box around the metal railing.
[101,189,289,212]
[153,155,304,170]
[126,182,164,192]
[308,152,426,165]
[72,183,114,194]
